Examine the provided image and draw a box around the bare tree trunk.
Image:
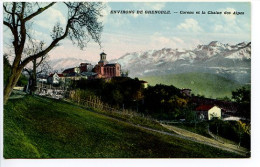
[30,58,37,94]
[4,67,23,104]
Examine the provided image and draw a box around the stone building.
[93,52,121,78]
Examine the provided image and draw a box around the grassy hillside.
[140,73,242,98]
[4,95,242,158]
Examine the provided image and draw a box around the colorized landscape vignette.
[3,2,251,158]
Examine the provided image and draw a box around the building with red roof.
[195,105,222,120]
[47,72,64,84]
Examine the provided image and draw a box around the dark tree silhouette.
[3,2,104,104]
[232,87,251,118]
[232,87,250,104]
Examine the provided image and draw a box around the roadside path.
[160,124,248,156]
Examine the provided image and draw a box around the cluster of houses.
[39,52,122,85]
[178,88,243,121]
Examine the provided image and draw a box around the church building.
[93,52,121,78]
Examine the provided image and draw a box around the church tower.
[98,52,108,66]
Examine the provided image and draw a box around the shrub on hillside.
[143,84,190,119]
[209,119,250,149]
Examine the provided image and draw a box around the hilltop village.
[44,52,122,85]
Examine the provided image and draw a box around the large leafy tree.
[232,86,251,118]
[232,87,250,104]
[3,2,104,104]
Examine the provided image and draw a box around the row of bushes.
[70,77,192,120]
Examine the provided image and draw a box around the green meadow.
[4,95,242,158]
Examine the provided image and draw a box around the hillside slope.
[140,73,242,98]
[4,96,241,158]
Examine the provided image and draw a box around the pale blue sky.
[3,2,251,62]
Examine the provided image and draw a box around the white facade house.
[208,106,221,120]
[47,73,64,84]
[196,105,222,120]
[52,73,60,84]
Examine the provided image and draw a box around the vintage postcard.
[1,0,253,166]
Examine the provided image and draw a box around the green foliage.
[75,89,97,99]
[72,78,192,120]
[140,72,242,98]
[209,119,250,149]
[3,55,12,86]
[184,108,198,122]
[112,89,124,104]
[72,77,144,108]
[4,55,28,87]
[216,96,231,101]
[232,86,251,118]
[232,87,250,104]
[17,73,28,86]
[143,84,189,120]
[4,96,242,158]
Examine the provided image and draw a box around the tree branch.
[24,2,56,22]
[11,2,16,27]
[3,4,13,15]
[36,55,44,68]
[4,3,22,21]
[3,21,14,34]
[19,16,27,55]
[21,2,26,19]
[20,19,71,68]
[23,68,32,76]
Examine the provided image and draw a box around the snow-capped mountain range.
[49,41,251,84]
[111,41,251,84]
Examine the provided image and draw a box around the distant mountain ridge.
[111,41,251,84]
